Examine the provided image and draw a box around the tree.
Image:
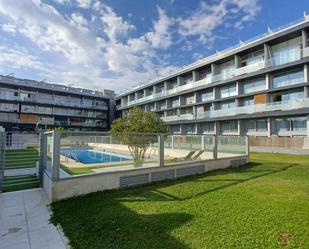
[111,107,168,167]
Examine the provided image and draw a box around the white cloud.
[145,7,174,49]
[0,23,16,33]
[178,0,260,44]
[98,4,135,41]
[70,13,88,29]
[75,0,92,9]
[0,45,44,70]
[0,0,261,92]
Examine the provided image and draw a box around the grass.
[51,152,309,249]
[5,148,39,169]
[60,165,94,175]
[2,174,39,192]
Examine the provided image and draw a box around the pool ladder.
[66,152,80,163]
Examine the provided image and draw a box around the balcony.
[196,98,309,120]
[162,113,194,122]
[303,47,309,58]
[119,47,308,109]
[235,60,266,76]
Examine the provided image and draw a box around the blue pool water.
[61,148,131,164]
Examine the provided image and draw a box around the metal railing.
[119,47,306,109]
[162,98,309,122]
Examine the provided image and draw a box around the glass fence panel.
[45,132,53,175]
[217,135,247,158]
[164,135,214,165]
[58,132,159,177]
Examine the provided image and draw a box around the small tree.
[111,107,168,167]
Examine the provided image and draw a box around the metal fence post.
[52,131,60,180]
[158,134,164,167]
[245,135,250,155]
[213,135,217,160]
[171,135,174,150]
[0,128,5,191]
[38,131,47,187]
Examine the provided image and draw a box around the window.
[256,119,267,131]
[243,77,266,94]
[201,90,213,102]
[275,117,306,132]
[200,122,214,133]
[242,97,254,106]
[219,84,237,98]
[218,60,235,80]
[171,98,179,107]
[198,68,211,80]
[240,50,264,67]
[244,119,268,133]
[271,37,302,66]
[291,117,307,131]
[170,125,180,134]
[220,120,238,133]
[186,124,195,134]
[219,100,236,110]
[21,105,36,113]
[273,69,304,88]
[281,91,304,102]
[180,107,193,115]
[244,120,255,132]
[185,95,195,104]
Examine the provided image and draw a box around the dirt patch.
[278,232,291,246]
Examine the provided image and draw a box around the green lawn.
[51,152,309,249]
[2,174,39,192]
[5,148,39,169]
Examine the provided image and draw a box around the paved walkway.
[0,189,67,249]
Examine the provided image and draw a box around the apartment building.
[0,75,114,131]
[115,16,309,138]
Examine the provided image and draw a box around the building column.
[177,76,182,86]
[266,73,272,89]
[264,44,271,65]
[192,70,199,82]
[267,117,273,137]
[211,63,218,75]
[307,115,309,137]
[214,121,220,135]
[302,29,308,48]
[193,106,197,119]
[180,124,186,134]
[238,120,244,136]
[304,64,308,82]
[234,54,241,68]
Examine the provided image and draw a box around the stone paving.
[0,189,67,249]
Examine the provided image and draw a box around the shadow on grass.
[51,160,297,249]
[116,161,297,202]
[51,193,192,249]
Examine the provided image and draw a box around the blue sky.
[0,0,308,93]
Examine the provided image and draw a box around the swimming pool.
[61,148,131,164]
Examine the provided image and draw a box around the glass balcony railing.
[196,98,309,120]
[161,98,309,122]
[235,60,266,76]
[162,113,194,122]
[119,47,307,109]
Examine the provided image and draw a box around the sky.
[0,0,308,93]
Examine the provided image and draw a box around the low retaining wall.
[43,155,249,202]
[249,136,309,149]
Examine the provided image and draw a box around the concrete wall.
[249,136,309,149]
[43,155,248,202]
